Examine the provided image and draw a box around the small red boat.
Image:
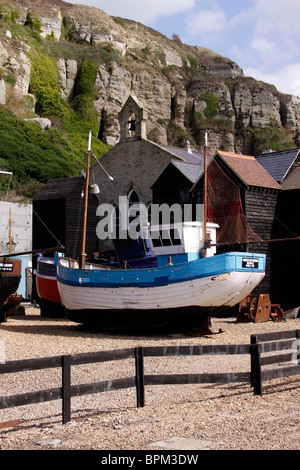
[36,254,64,318]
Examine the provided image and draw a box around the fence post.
[295,331,300,366]
[62,355,71,424]
[135,347,145,408]
[250,335,262,396]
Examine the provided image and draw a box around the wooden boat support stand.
[0,329,299,425]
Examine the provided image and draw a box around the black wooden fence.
[0,330,299,425]
[250,329,300,395]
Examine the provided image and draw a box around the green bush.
[0,68,15,85]
[68,59,102,137]
[25,11,41,33]
[187,55,198,69]
[253,126,296,153]
[166,121,193,147]
[30,51,69,118]
[0,107,79,184]
[0,106,110,198]
[112,17,127,28]
[0,4,19,23]
[73,60,98,98]
[201,91,219,118]
[61,15,76,41]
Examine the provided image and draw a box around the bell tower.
[118,95,147,142]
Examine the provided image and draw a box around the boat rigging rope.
[72,178,85,259]
[91,151,114,181]
[9,177,64,250]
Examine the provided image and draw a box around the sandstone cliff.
[0,0,299,155]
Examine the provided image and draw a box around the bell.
[128,120,136,132]
[90,184,100,194]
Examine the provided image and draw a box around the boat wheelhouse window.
[161,230,172,246]
[150,228,182,248]
[170,228,181,245]
[150,231,161,247]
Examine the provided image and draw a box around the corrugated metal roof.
[217,151,281,189]
[255,149,300,183]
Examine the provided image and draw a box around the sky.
[67,0,300,97]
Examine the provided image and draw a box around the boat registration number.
[242,258,259,268]
[0,262,14,272]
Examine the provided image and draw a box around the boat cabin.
[148,221,219,266]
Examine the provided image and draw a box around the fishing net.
[207,159,260,246]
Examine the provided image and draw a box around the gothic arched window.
[128,112,136,137]
[128,189,139,205]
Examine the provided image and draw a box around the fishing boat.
[56,131,266,329]
[0,257,22,321]
[56,227,265,329]
[36,254,64,317]
[0,203,22,321]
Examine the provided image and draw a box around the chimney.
[185,140,192,154]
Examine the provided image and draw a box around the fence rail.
[250,329,300,395]
[0,330,299,425]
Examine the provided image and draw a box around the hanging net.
[207,158,261,246]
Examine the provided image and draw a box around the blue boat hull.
[56,252,266,329]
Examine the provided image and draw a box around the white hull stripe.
[58,271,264,311]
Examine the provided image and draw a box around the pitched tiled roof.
[281,165,300,190]
[255,149,300,183]
[216,150,281,190]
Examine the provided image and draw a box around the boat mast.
[203,132,208,257]
[9,207,12,254]
[0,170,12,201]
[80,130,92,269]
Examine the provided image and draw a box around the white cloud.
[253,0,300,35]
[68,0,195,24]
[250,37,277,65]
[183,3,256,48]
[249,0,300,64]
[245,63,300,97]
[185,5,226,36]
[236,0,300,95]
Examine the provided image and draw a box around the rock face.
[1,0,300,154]
[57,58,78,100]
[24,117,52,130]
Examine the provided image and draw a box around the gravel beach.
[0,305,299,451]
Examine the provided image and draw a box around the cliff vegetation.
[0,0,299,199]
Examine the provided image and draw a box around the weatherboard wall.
[32,177,99,261]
